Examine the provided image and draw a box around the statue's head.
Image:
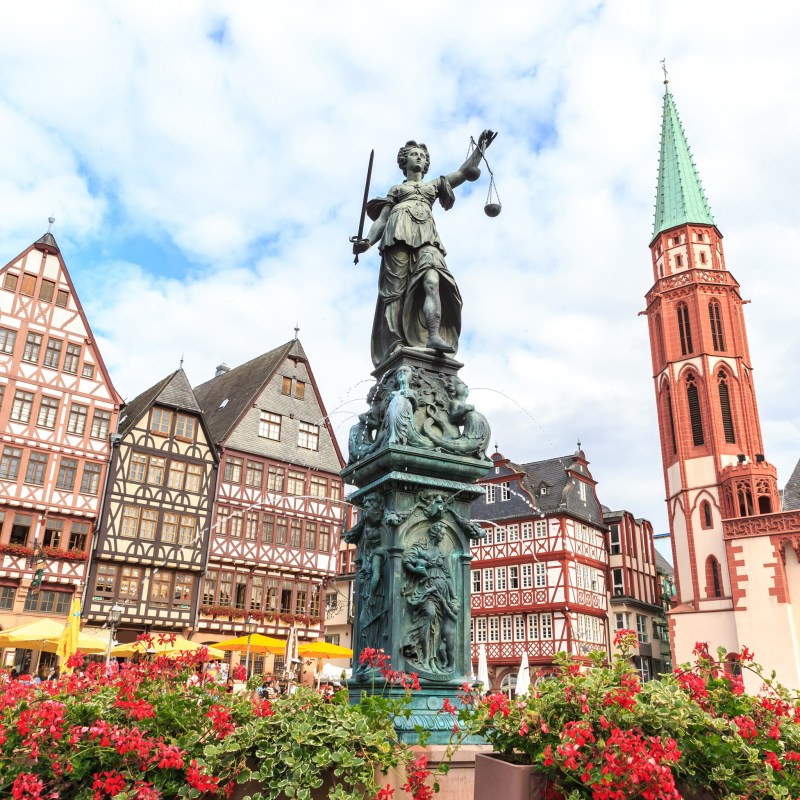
[429,521,446,542]
[397,140,430,177]
[362,491,385,522]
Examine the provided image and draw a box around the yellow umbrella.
[111,636,224,660]
[298,642,353,659]
[0,617,66,649]
[56,597,81,668]
[42,631,107,655]
[212,633,287,655]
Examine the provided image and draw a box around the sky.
[1,1,798,551]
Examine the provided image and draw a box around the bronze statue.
[353,131,497,366]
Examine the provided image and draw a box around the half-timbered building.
[192,339,345,659]
[0,230,121,659]
[83,369,217,640]
[603,508,666,680]
[470,449,609,691]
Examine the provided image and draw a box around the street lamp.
[243,615,256,679]
[104,602,124,668]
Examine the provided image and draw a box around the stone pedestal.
[341,349,491,744]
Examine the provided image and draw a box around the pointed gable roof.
[192,340,297,445]
[0,231,122,406]
[652,86,715,243]
[782,458,800,511]
[117,368,201,437]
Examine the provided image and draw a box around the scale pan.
[484,202,502,217]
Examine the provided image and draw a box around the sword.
[349,149,374,265]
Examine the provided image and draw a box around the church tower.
[644,79,800,688]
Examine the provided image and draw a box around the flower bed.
[0,641,434,800]
[450,632,800,799]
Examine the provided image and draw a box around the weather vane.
[661,58,669,85]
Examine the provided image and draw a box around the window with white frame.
[521,563,533,589]
[485,484,496,503]
[475,617,487,643]
[483,528,493,545]
[522,522,533,540]
[494,526,506,544]
[507,523,519,541]
[615,612,628,631]
[508,565,519,590]
[535,562,546,588]
[297,422,319,451]
[471,570,481,593]
[540,613,553,639]
[500,483,510,501]
[527,613,539,640]
[578,481,587,501]
[636,614,648,643]
[612,568,624,596]
[501,615,513,641]
[488,617,500,642]
[482,568,494,592]
[535,520,547,538]
[514,615,526,641]
[258,411,281,440]
[495,567,506,591]
[609,524,621,555]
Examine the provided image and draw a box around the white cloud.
[1,0,799,539]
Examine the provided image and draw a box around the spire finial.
[294,323,300,340]
[577,439,581,450]
[660,58,669,86]
[179,353,184,369]
[47,216,55,233]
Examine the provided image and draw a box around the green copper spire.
[652,85,715,242]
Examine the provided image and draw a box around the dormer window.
[539,483,549,496]
[578,481,587,501]
[500,483,510,501]
[485,484,496,504]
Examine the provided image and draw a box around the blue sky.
[1,1,799,553]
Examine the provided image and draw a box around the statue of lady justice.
[352,130,496,367]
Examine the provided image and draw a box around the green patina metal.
[652,89,715,243]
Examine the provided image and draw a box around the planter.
[474,752,549,800]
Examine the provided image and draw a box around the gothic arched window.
[705,556,722,598]
[664,385,677,455]
[700,500,713,529]
[677,303,693,355]
[686,372,704,446]
[709,300,725,351]
[717,371,736,444]
[654,313,666,365]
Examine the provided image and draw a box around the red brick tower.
[644,80,800,687]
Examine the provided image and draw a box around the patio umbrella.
[283,626,300,684]
[212,633,287,654]
[111,636,224,660]
[42,631,107,655]
[477,643,490,691]
[0,617,66,649]
[297,642,353,659]
[56,597,81,668]
[516,651,531,697]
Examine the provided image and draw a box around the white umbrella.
[516,651,531,697]
[477,643,490,691]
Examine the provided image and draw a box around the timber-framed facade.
[84,369,217,639]
[193,339,345,650]
[0,231,121,644]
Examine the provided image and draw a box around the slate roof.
[473,449,603,527]
[34,231,60,254]
[193,340,298,444]
[654,550,674,577]
[117,369,201,437]
[783,458,800,511]
[652,86,715,243]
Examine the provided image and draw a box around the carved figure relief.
[343,491,398,650]
[401,521,461,673]
[346,367,491,464]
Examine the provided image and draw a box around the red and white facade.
[645,94,800,688]
[470,451,609,690]
[0,232,121,642]
[193,340,345,660]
